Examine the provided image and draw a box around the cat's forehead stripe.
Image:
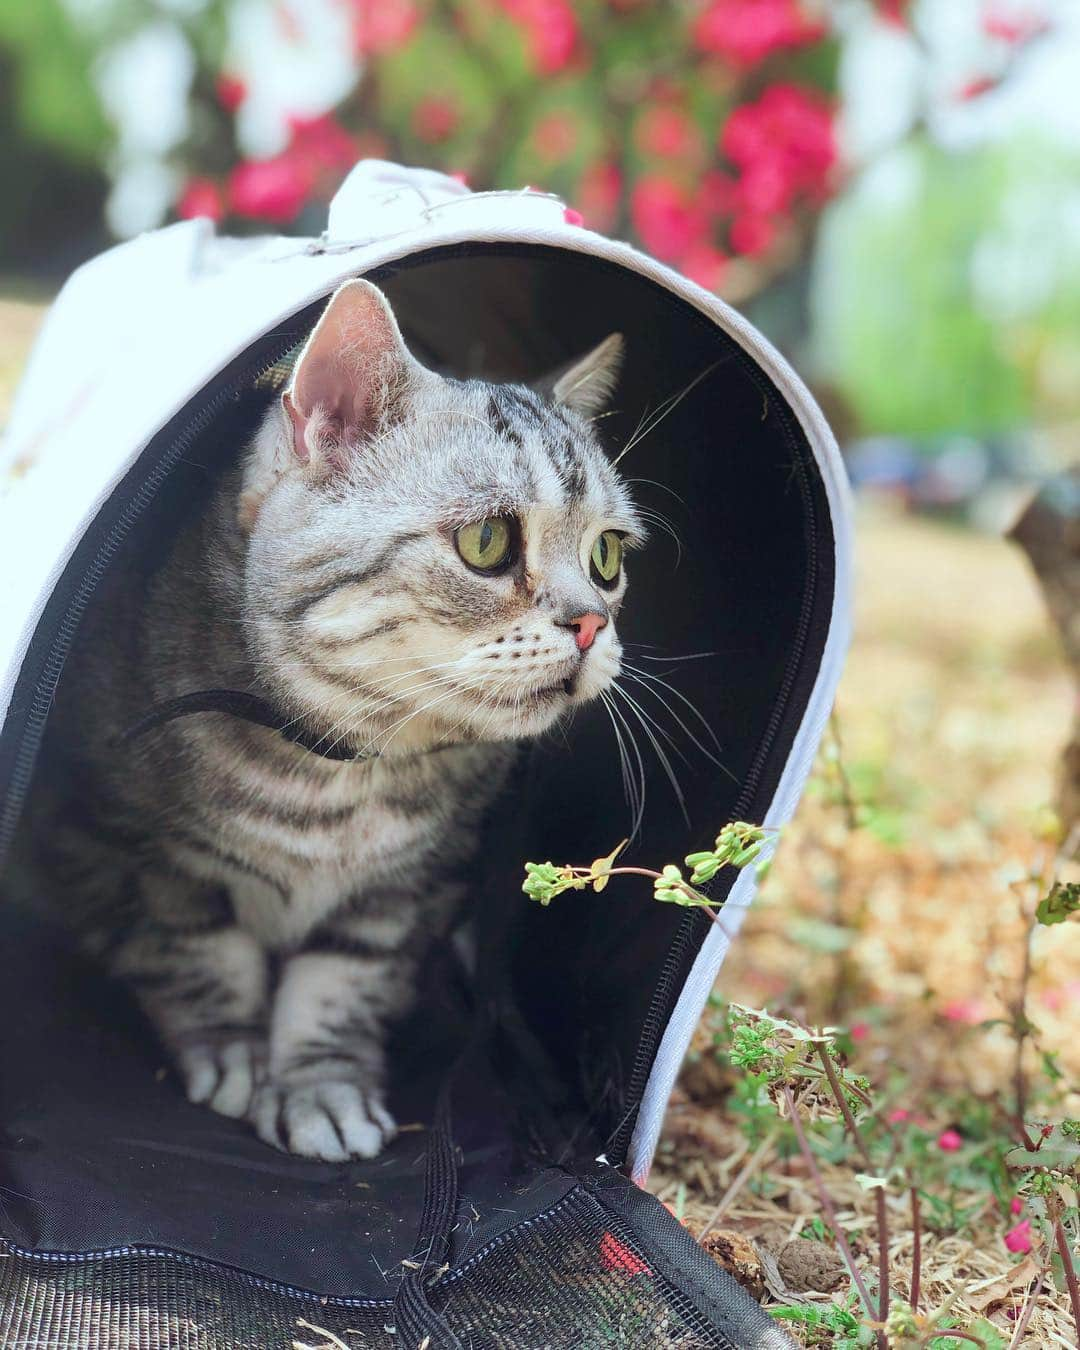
[486,385,603,510]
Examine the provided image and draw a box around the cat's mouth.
[484,676,574,709]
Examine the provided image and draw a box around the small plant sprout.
[522,821,773,921]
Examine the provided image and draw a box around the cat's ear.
[282,279,419,471]
[546,333,625,417]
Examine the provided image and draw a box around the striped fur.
[22,282,642,1161]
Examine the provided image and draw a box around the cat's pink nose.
[565,611,607,652]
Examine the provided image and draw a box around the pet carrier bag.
[0,161,852,1349]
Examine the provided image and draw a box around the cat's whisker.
[623,645,718,663]
[624,476,688,508]
[598,689,641,839]
[600,688,646,838]
[612,361,722,468]
[619,662,731,772]
[610,681,690,826]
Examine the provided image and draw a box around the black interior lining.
[0,243,835,1296]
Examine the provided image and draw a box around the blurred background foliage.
[0,0,1078,482]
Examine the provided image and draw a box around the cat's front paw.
[251,1079,397,1161]
[178,1038,266,1120]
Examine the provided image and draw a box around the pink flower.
[680,242,728,291]
[730,211,777,257]
[215,74,246,113]
[1010,1195,1024,1215]
[500,0,578,73]
[983,8,1049,44]
[941,998,987,1025]
[937,1129,963,1152]
[578,160,621,234]
[692,0,827,70]
[563,206,584,226]
[413,97,459,143]
[876,0,909,26]
[722,84,837,221]
[636,106,703,163]
[630,174,708,261]
[349,0,418,54]
[228,155,312,224]
[532,111,579,162]
[1004,1218,1033,1253]
[850,1021,870,1042]
[956,76,998,101]
[287,114,357,173]
[177,177,223,222]
[887,1108,911,1124]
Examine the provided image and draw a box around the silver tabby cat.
[28,280,642,1161]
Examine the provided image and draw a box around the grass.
[650,506,1079,1346]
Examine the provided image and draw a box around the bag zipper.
[0,330,305,862]
[607,385,822,1165]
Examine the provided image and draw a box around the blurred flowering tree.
[0,0,859,303]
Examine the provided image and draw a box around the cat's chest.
[219,752,482,947]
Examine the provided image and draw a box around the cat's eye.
[590,531,624,586]
[456,516,514,573]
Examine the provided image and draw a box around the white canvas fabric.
[0,159,853,1179]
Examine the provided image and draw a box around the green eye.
[590,530,623,585]
[456,517,514,572]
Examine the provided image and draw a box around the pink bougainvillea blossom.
[349,0,419,55]
[1004,1218,1033,1253]
[228,155,312,223]
[215,74,247,114]
[577,159,621,233]
[680,242,729,291]
[956,75,999,101]
[413,97,460,143]
[636,106,704,163]
[499,0,578,73]
[287,114,357,173]
[631,174,708,261]
[730,211,777,257]
[692,0,827,70]
[177,177,224,222]
[532,111,579,161]
[983,6,1050,44]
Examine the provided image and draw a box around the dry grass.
[651,504,1079,1345]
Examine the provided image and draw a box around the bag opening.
[0,242,834,1308]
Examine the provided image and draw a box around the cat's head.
[239,279,643,755]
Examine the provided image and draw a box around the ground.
[2,298,1077,1345]
[651,506,1079,1346]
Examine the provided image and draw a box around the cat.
[23,279,643,1161]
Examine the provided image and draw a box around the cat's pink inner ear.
[287,280,407,462]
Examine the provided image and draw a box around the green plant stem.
[1053,1215,1080,1344]
[909,1187,922,1312]
[781,1083,880,1338]
[567,865,724,924]
[816,1046,873,1164]
[814,1045,889,1322]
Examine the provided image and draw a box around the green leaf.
[1036,881,1080,926]
[1005,1124,1080,1175]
